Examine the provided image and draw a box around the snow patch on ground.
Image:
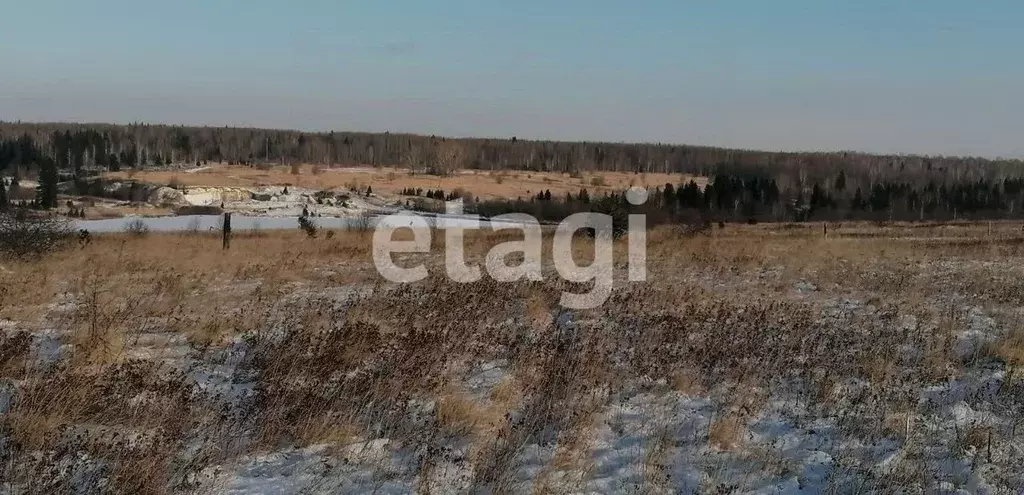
[956,306,1001,360]
[196,441,416,494]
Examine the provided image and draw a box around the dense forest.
[419,171,1024,224]
[2,121,1024,221]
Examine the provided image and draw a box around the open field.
[2,222,1024,492]
[76,205,175,220]
[104,164,703,201]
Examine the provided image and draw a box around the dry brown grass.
[293,414,360,448]
[708,414,746,451]
[525,287,554,330]
[960,423,994,452]
[52,202,174,220]
[81,205,175,219]
[537,408,601,492]
[882,411,914,440]
[435,386,485,437]
[104,164,704,200]
[994,324,1024,367]
[669,368,705,396]
[2,221,1024,491]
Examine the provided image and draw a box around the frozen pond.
[74,212,530,233]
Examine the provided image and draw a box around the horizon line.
[3,118,1023,164]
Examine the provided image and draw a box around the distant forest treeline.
[2,121,1024,221]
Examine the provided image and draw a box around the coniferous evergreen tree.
[7,175,20,201]
[835,170,847,192]
[851,188,865,210]
[35,157,59,209]
[661,183,675,210]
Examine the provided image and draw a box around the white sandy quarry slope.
[177,185,389,218]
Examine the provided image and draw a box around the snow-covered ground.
[5,291,1021,493]
[2,231,1024,493]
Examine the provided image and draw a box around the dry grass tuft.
[669,368,705,396]
[708,414,746,452]
[525,288,554,330]
[435,386,485,437]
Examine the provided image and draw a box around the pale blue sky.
[2,1,1022,157]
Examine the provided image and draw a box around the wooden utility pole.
[222,212,232,250]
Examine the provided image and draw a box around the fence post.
[222,212,232,250]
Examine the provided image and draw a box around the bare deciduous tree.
[432,141,465,176]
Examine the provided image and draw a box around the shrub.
[123,218,150,238]
[588,196,629,239]
[174,205,222,216]
[0,211,74,258]
[678,210,712,237]
[408,197,444,214]
[451,187,472,202]
[298,215,318,238]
